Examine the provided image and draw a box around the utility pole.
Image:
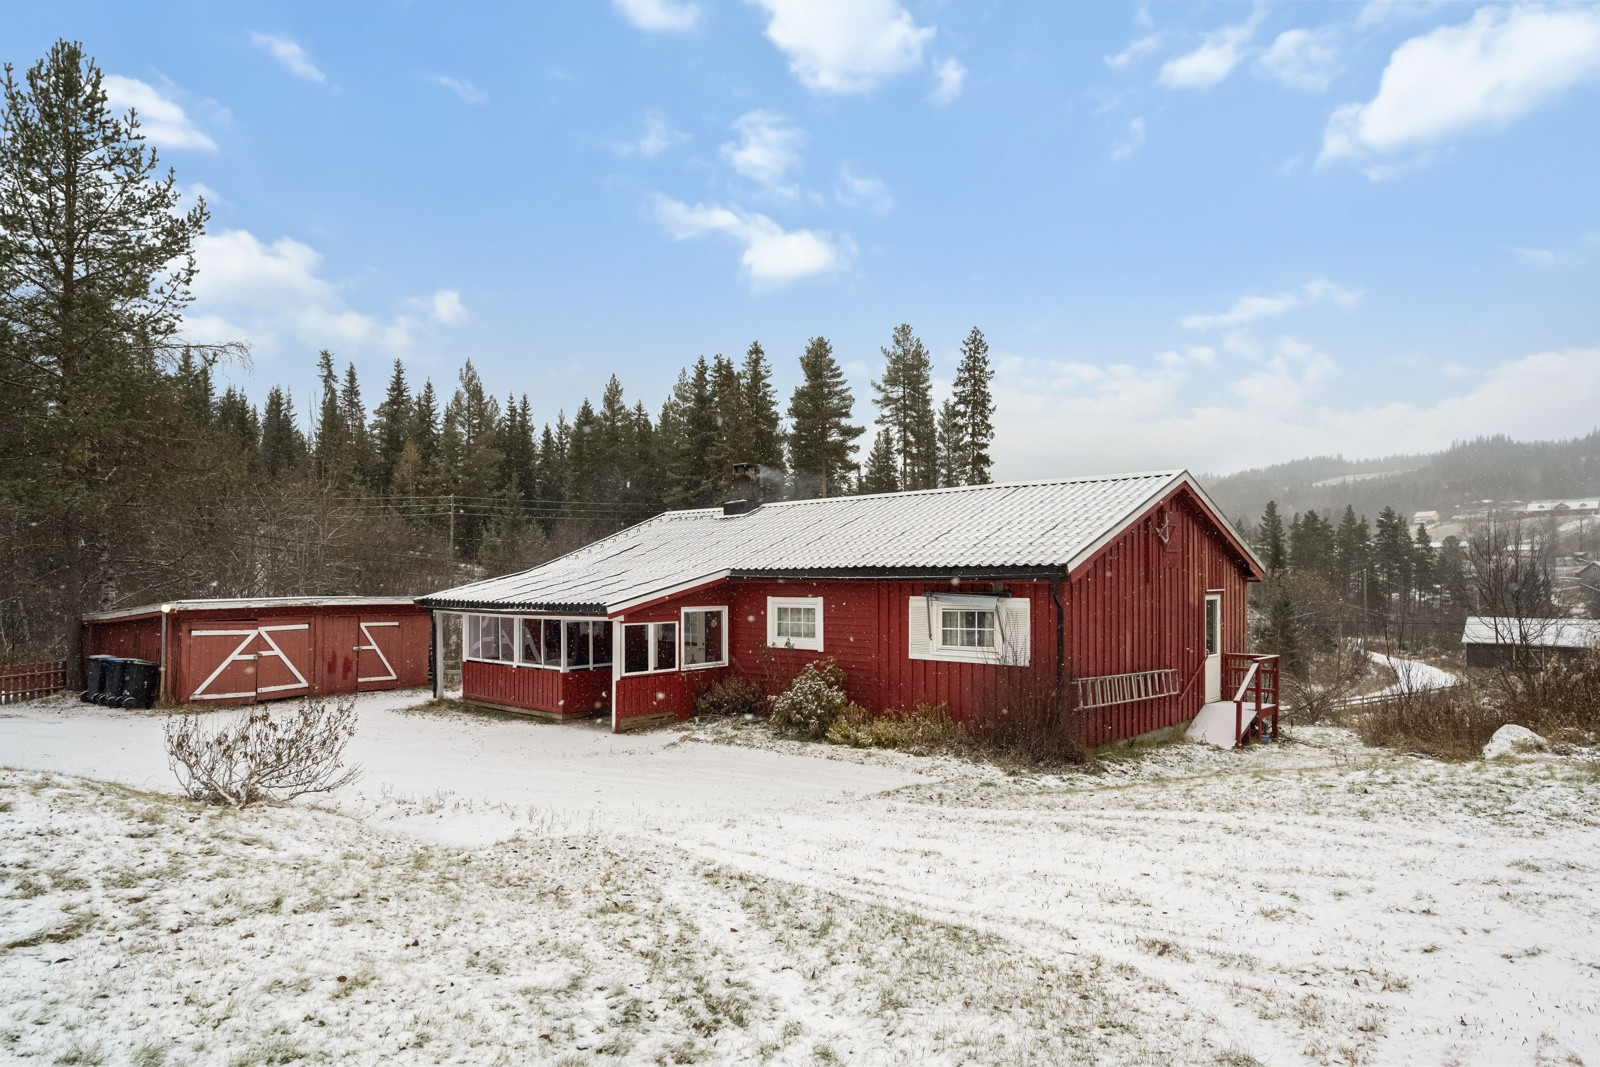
[448,493,455,556]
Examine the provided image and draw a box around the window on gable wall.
[766,596,823,651]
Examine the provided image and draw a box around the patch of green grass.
[53,1040,107,1066]
[227,1038,304,1066]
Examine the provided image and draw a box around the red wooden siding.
[1066,486,1253,746]
[611,592,730,724]
[81,602,430,706]
[462,659,610,717]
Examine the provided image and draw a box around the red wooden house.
[420,470,1274,746]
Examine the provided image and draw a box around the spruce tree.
[411,380,440,470]
[260,386,306,477]
[787,337,863,498]
[935,399,961,488]
[739,341,786,485]
[339,363,370,488]
[708,354,746,495]
[858,429,900,494]
[871,324,937,489]
[1259,501,1287,574]
[371,360,412,494]
[312,350,348,484]
[664,358,718,507]
[950,326,996,485]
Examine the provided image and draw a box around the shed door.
[1203,594,1222,703]
[355,619,403,691]
[184,620,312,703]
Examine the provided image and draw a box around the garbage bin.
[119,659,159,710]
[83,655,115,702]
[94,658,128,706]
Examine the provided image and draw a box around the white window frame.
[766,596,824,652]
[465,614,518,666]
[936,606,998,652]
[620,620,680,676]
[681,606,729,670]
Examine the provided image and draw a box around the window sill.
[619,666,680,678]
[766,641,823,653]
[682,660,729,672]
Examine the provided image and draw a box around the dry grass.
[1341,649,1600,761]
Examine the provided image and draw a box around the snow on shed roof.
[422,469,1259,614]
[1462,616,1600,650]
[83,596,420,623]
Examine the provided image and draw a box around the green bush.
[769,659,851,739]
[693,675,768,718]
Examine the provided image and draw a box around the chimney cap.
[723,498,759,517]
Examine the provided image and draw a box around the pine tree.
[739,341,786,486]
[371,360,412,494]
[787,337,863,498]
[871,324,937,489]
[1333,505,1369,601]
[339,363,370,488]
[260,386,306,477]
[214,387,260,463]
[312,350,348,484]
[858,429,900,494]
[1259,501,1287,574]
[950,326,995,485]
[411,380,440,469]
[434,360,502,555]
[566,399,602,505]
[708,354,746,495]
[664,359,718,507]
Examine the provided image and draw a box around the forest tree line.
[0,40,999,666]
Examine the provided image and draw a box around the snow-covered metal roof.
[82,596,420,623]
[422,469,1260,614]
[1462,616,1600,650]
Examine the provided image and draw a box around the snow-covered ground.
[4,693,1599,1065]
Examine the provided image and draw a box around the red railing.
[1223,652,1280,748]
[0,659,67,705]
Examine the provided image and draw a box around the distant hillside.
[1205,431,1600,527]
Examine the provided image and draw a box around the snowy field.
[3,694,1599,1065]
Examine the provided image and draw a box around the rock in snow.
[1482,724,1549,760]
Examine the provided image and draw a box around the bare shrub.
[693,675,767,718]
[165,697,362,807]
[768,659,851,739]
[1284,642,1374,725]
[966,660,1085,766]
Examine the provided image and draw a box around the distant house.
[1410,510,1441,527]
[1461,616,1600,668]
[1521,498,1600,518]
[419,469,1274,747]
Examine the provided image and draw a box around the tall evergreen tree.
[708,354,746,495]
[260,386,306,477]
[936,399,962,488]
[664,358,718,507]
[339,363,370,488]
[371,360,412,494]
[1333,505,1369,601]
[1259,501,1288,575]
[858,429,900,495]
[312,350,349,484]
[739,341,786,486]
[0,40,224,674]
[871,324,937,489]
[949,326,996,485]
[787,337,863,498]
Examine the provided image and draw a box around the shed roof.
[82,596,421,624]
[422,469,1260,614]
[1462,616,1600,650]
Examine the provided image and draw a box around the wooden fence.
[0,660,67,704]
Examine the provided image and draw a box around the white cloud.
[102,76,217,152]
[1354,0,1447,30]
[249,32,326,83]
[993,345,1600,479]
[1180,279,1362,330]
[185,229,456,362]
[721,111,806,192]
[750,0,936,94]
[648,195,850,288]
[1158,11,1264,90]
[1256,27,1340,91]
[1321,6,1600,165]
[835,164,894,213]
[431,289,466,324]
[431,75,486,104]
[929,57,965,104]
[1110,116,1147,162]
[1106,34,1163,70]
[614,113,690,158]
[613,0,702,33]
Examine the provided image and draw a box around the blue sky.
[11,0,1600,477]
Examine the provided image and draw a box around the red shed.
[81,597,431,706]
[420,470,1271,747]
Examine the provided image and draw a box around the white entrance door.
[1203,594,1222,703]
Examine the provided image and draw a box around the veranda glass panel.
[591,621,613,665]
[655,622,678,671]
[565,620,591,668]
[497,617,516,661]
[543,618,563,667]
[521,618,541,664]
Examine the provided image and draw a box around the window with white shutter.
[907,595,1030,665]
